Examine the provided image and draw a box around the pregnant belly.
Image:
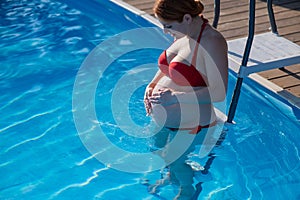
[150,79,204,128]
[151,103,202,128]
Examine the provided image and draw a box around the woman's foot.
[174,185,195,200]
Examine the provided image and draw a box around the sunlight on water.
[94,181,139,199]
[50,167,109,199]
[0,108,60,133]
[5,122,60,153]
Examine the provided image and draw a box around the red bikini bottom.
[167,121,217,134]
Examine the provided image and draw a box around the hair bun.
[194,0,204,14]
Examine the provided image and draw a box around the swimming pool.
[1,0,300,199]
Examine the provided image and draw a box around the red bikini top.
[158,17,208,87]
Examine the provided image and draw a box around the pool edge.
[110,0,162,28]
[249,73,300,109]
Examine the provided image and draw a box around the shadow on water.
[259,0,300,11]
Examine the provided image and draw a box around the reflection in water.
[146,121,229,199]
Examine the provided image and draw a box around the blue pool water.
[1,0,300,199]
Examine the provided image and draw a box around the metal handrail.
[227,0,256,123]
[212,0,220,28]
[227,0,279,122]
[267,0,278,34]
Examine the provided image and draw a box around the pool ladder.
[211,0,300,123]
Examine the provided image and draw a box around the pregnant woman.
[144,0,228,199]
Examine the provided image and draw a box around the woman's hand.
[144,86,154,116]
[149,88,179,106]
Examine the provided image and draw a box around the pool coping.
[110,0,300,110]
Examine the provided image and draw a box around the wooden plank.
[142,8,154,15]
[218,9,300,31]
[203,1,267,17]
[125,0,153,4]
[258,64,300,97]
[258,65,300,79]
[278,24,300,36]
[132,3,153,11]
[127,1,153,7]
[204,6,262,21]
[286,85,300,97]
[270,75,300,89]
[284,33,300,45]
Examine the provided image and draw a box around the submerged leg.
[170,156,195,199]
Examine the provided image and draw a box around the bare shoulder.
[202,26,227,52]
[200,26,228,70]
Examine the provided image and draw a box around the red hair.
[153,0,204,22]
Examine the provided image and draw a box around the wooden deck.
[122,0,300,102]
